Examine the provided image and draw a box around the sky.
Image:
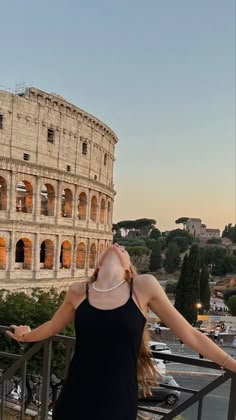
[0,0,235,232]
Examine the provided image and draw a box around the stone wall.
[0,87,118,290]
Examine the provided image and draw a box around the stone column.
[34,233,41,278]
[8,230,15,278]
[34,176,41,222]
[85,238,90,277]
[56,180,62,224]
[72,233,77,277]
[9,170,16,219]
[55,234,61,277]
[73,185,79,227]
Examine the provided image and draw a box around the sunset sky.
[1,0,235,232]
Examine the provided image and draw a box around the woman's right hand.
[6,325,31,342]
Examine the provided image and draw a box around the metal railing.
[0,325,236,420]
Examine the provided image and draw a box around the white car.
[151,358,166,376]
[149,341,172,355]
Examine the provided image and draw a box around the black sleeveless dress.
[52,279,146,420]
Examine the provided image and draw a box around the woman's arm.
[6,286,75,343]
[144,274,236,373]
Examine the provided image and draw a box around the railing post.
[0,380,6,420]
[40,340,52,420]
[197,397,203,420]
[19,361,27,420]
[227,373,236,420]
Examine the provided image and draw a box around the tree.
[222,223,236,243]
[150,228,161,240]
[0,289,74,376]
[174,244,201,325]
[186,243,200,303]
[227,295,236,316]
[149,241,162,271]
[174,255,197,324]
[165,280,177,295]
[223,289,236,305]
[115,218,156,237]
[166,229,195,249]
[175,217,189,230]
[199,265,210,311]
[164,243,181,273]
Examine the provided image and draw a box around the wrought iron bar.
[227,373,236,420]
[40,340,52,420]
[19,361,27,420]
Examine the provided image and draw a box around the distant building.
[186,218,220,239]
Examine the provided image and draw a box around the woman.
[6,244,236,419]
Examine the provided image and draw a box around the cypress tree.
[149,241,162,271]
[174,244,200,325]
[164,242,181,273]
[200,265,210,311]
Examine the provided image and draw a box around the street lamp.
[196,302,202,317]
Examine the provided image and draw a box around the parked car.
[151,358,166,376]
[139,375,180,406]
[149,341,172,363]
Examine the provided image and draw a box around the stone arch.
[16,180,33,213]
[90,196,97,222]
[61,188,73,218]
[41,184,55,216]
[76,242,86,269]
[15,238,32,269]
[89,243,96,268]
[40,239,54,269]
[100,199,105,224]
[0,176,7,211]
[60,240,72,269]
[0,237,6,269]
[99,243,104,254]
[78,192,87,220]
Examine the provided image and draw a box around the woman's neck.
[96,266,125,287]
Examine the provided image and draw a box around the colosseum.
[0,87,117,292]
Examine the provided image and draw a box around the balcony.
[0,325,236,420]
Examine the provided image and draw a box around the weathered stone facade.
[0,87,117,291]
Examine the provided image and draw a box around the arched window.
[0,177,7,211]
[99,243,104,255]
[89,243,96,268]
[61,189,73,218]
[41,184,55,216]
[60,240,72,269]
[78,192,87,220]
[100,199,105,224]
[40,240,54,269]
[90,196,97,222]
[0,237,6,269]
[82,142,88,155]
[15,238,32,269]
[104,153,107,166]
[107,201,111,224]
[16,181,33,213]
[76,242,86,269]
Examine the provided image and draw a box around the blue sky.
[1,0,235,231]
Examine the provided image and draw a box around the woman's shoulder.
[68,280,89,297]
[134,273,158,286]
[133,273,160,296]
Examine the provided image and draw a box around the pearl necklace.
[92,279,126,293]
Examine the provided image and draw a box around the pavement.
[162,342,236,378]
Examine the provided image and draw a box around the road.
[173,376,231,420]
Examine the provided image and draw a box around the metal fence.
[0,325,236,420]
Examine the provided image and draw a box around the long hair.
[90,261,159,396]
